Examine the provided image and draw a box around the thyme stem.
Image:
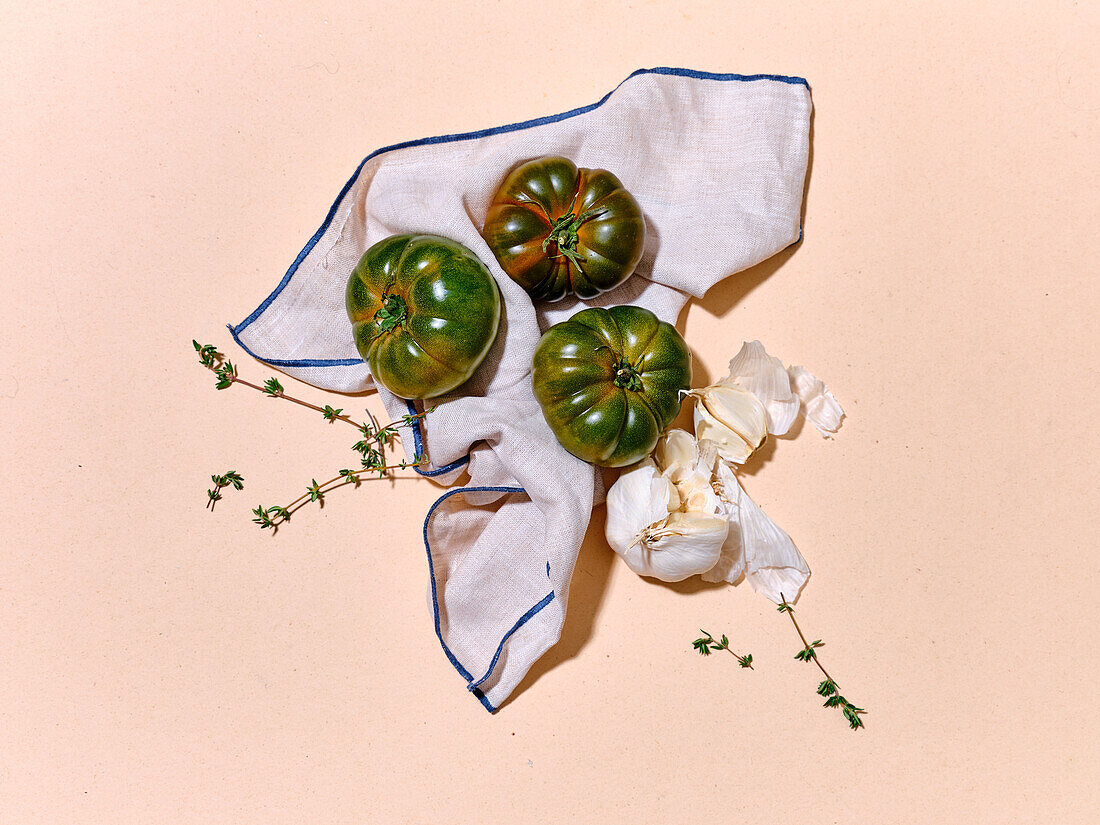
[252,460,429,529]
[194,340,436,531]
[718,644,754,669]
[779,592,836,685]
[218,371,365,427]
[779,593,866,730]
[196,346,428,433]
[283,462,428,512]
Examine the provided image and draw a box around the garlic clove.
[722,340,800,436]
[654,431,724,516]
[605,460,678,557]
[787,365,845,436]
[676,469,723,515]
[619,510,728,582]
[693,384,767,464]
[653,428,698,484]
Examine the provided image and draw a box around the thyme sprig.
[692,630,754,669]
[206,470,243,509]
[350,407,433,476]
[194,340,373,429]
[193,340,430,437]
[779,594,866,730]
[193,340,434,527]
[251,458,428,530]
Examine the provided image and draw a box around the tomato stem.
[373,293,408,336]
[596,348,643,392]
[594,343,643,390]
[541,195,605,276]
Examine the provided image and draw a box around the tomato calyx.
[373,293,408,336]
[596,344,644,391]
[540,194,605,275]
[613,360,644,392]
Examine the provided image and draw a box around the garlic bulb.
[692,384,768,464]
[621,510,729,582]
[604,435,728,582]
[702,459,810,604]
[604,459,677,554]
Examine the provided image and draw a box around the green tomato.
[345,234,501,399]
[482,156,645,302]
[532,306,692,467]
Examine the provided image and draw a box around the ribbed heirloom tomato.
[482,156,645,302]
[345,234,501,400]
[532,306,692,467]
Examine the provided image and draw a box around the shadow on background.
[498,504,615,709]
[688,100,814,320]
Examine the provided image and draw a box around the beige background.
[2,1,1097,822]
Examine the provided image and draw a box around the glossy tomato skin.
[483,156,645,302]
[532,306,691,467]
[345,234,501,399]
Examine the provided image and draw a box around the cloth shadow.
[693,241,800,318]
[693,100,814,319]
[497,504,615,709]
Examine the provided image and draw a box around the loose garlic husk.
[702,458,810,604]
[604,434,728,582]
[691,384,768,464]
[719,340,845,438]
[787,365,845,435]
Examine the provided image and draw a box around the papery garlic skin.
[702,460,810,603]
[787,365,844,435]
[621,510,728,582]
[719,340,844,438]
[605,459,677,556]
[723,340,800,435]
[692,385,768,464]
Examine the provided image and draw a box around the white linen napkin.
[229,67,811,711]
